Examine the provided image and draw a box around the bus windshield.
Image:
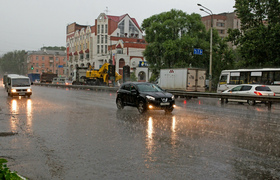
[12,79,30,87]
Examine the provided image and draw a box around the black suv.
[116,82,175,113]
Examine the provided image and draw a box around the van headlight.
[11,89,16,93]
[146,95,155,101]
[27,89,32,92]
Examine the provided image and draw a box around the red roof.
[106,14,141,32]
[74,51,78,55]
[69,52,73,56]
[79,50,84,54]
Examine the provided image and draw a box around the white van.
[6,75,32,97]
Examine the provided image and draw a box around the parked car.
[52,77,72,85]
[222,84,275,105]
[116,82,175,113]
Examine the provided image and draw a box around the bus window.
[240,72,249,84]
[229,76,239,84]
[261,71,273,85]
[219,75,228,85]
[274,71,280,84]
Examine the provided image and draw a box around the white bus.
[217,68,280,94]
[6,75,32,97]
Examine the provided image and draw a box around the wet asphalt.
[0,84,280,180]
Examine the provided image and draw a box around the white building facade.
[66,13,150,82]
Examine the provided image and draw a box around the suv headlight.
[171,95,175,100]
[146,95,155,101]
[11,89,16,93]
[27,89,32,92]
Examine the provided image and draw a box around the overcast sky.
[0,0,235,55]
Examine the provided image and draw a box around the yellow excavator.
[72,63,122,85]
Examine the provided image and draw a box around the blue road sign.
[194,48,203,55]
[58,65,63,68]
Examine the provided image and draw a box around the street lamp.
[198,3,213,92]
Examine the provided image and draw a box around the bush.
[0,159,22,180]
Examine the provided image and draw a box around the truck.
[72,63,122,85]
[28,73,40,83]
[40,72,57,83]
[158,68,206,92]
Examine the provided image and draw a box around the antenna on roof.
[104,7,110,15]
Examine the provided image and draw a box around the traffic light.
[31,65,34,70]
[123,65,130,82]
[108,65,115,76]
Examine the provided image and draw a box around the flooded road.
[0,85,279,179]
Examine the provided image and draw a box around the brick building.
[66,13,149,82]
[26,49,67,76]
[201,12,241,41]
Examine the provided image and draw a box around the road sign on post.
[194,48,203,55]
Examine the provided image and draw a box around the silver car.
[222,84,275,105]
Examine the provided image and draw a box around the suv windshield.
[137,84,162,92]
[12,79,30,87]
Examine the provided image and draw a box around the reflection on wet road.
[0,85,279,179]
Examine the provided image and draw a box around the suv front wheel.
[137,100,147,114]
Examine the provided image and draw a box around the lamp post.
[198,3,213,92]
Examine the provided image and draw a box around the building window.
[217,22,225,27]
[105,24,108,33]
[105,35,107,43]
[219,30,225,34]
[56,57,58,61]
[118,20,125,37]
[36,69,39,73]
[129,20,139,37]
[36,63,38,67]
[42,56,45,60]
[36,56,38,60]
[101,45,104,54]
[101,25,104,33]
[97,45,100,54]
[117,48,123,54]
[98,25,100,33]
[42,63,45,67]
[105,45,107,54]
[97,35,100,43]
[101,36,104,44]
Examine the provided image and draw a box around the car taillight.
[274,93,275,96]
[254,91,262,96]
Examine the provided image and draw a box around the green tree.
[0,50,26,77]
[142,9,234,87]
[227,0,280,67]
[142,10,209,72]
